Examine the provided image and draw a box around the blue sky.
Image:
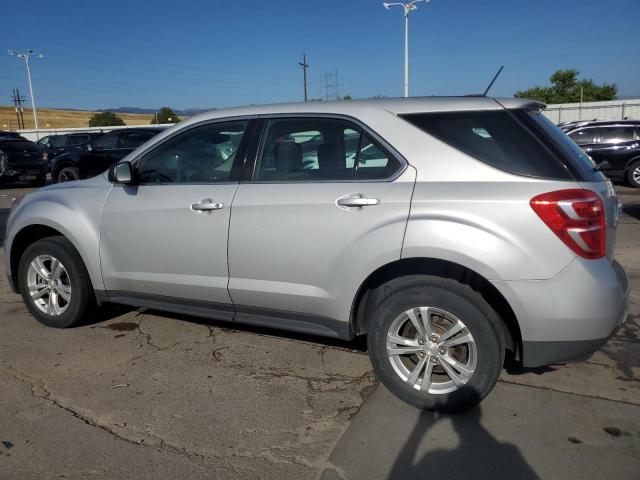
[0,0,638,110]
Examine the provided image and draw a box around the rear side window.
[401,110,573,180]
[122,132,155,148]
[594,126,636,144]
[254,117,401,182]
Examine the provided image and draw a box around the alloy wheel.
[386,306,477,394]
[26,255,72,316]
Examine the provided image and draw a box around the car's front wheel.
[367,276,504,412]
[627,160,640,188]
[57,166,79,183]
[18,237,95,328]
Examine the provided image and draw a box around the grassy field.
[0,106,155,130]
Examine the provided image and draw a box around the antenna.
[482,65,504,97]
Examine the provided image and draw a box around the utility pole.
[383,1,432,97]
[8,49,44,137]
[299,53,309,102]
[11,89,26,129]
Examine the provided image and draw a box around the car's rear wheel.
[367,276,504,412]
[18,237,95,328]
[57,166,79,183]
[627,160,640,188]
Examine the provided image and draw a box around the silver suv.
[4,98,629,411]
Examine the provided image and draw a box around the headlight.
[43,152,49,162]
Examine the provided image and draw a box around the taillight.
[530,189,605,259]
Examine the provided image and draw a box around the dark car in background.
[564,120,640,187]
[0,131,29,141]
[0,135,48,186]
[40,132,104,165]
[36,134,63,150]
[51,127,165,182]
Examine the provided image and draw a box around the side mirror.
[108,161,134,184]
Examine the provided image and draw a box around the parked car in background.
[36,134,64,150]
[564,120,640,187]
[51,127,165,182]
[40,132,104,165]
[0,130,28,141]
[5,98,628,411]
[0,135,48,186]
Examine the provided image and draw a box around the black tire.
[18,236,96,328]
[626,160,640,188]
[367,276,505,412]
[57,166,79,183]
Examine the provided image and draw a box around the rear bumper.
[493,258,629,367]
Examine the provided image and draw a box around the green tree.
[515,69,617,104]
[151,107,180,124]
[88,111,125,127]
[343,95,352,100]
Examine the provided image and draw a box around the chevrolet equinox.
[4,97,629,411]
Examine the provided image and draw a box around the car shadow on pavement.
[623,204,640,221]
[388,405,539,480]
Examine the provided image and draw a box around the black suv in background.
[0,133,48,186]
[51,127,165,182]
[38,132,104,164]
[564,120,640,187]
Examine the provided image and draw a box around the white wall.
[17,124,174,141]
[542,99,640,124]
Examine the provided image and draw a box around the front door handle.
[191,199,224,212]
[336,194,380,208]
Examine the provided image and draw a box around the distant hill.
[99,107,214,116]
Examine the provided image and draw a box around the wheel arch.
[9,221,103,302]
[350,257,522,358]
[9,224,68,294]
[51,158,78,181]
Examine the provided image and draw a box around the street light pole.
[8,49,44,137]
[383,1,431,98]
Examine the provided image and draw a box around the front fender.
[5,177,111,292]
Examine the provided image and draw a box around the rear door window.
[594,126,636,144]
[122,132,155,148]
[254,117,403,182]
[93,131,120,149]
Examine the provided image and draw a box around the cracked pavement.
[0,185,639,479]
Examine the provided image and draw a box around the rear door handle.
[336,194,380,208]
[191,199,224,212]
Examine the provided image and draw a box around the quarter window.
[137,121,247,184]
[254,118,400,181]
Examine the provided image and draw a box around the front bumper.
[2,163,49,181]
[493,258,629,367]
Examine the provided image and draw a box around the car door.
[227,116,416,338]
[78,130,121,178]
[100,119,253,318]
[583,126,637,173]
